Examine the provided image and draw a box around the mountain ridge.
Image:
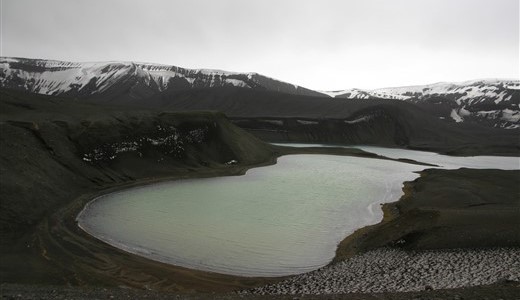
[0,57,325,98]
[1,56,518,129]
[325,79,519,129]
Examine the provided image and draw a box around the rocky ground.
[2,280,520,300]
[242,248,520,295]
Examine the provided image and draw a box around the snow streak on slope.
[0,57,325,98]
[325,80,519,101]
[323,80,520,129]
[0,60,133,96]
[1,57,518,130]
[319,89,373,99]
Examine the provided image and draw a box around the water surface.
[78,149,519,277]
[274,143,520,169]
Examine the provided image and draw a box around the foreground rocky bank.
[243,248,520,295]
[2,280,519,300]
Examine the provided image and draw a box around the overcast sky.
[1,0,518,90]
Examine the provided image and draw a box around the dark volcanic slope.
[144,87,520,155]
[0,88,283,290]
[0,89,276,234]
[3,86,519,156]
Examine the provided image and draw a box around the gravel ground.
[2,283,520,300]
[1,248,519,300]
[0,282,520,300]
[242,248,520,295]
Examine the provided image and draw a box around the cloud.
[2,0,518,90]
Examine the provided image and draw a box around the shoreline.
[332,175,416,262]
[73,150,422,278]
[244,168,520,295]
[4,145,519,293]
[27,146,420,291]
[336,168,520,258]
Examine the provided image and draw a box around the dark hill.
[3,87,518,155]
[0,88,276,234]
[140,87,520,155]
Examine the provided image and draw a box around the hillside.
[0,57,324,100]
[0,89,278,234]
[2,57,518,130]
[327,80,520,129]
[144,87,520,155]
[2,86,518,156]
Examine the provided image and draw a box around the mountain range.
[0,57,324,98]
[1,57,518,129]
[323,80,519,129]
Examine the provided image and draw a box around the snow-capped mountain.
[1,57,518,129]
[0,57,325,99]
[324,80,520,129]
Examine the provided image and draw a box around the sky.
[0,0,518,90]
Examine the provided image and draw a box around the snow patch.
[501,109,520,123]
[504,124,520,129]
[226,79,248,88]
[450,109,464,123]
[296,120,319,125]
[459,107,471,117]
[345,115,372,124]
[261,119,284,126]
[318,90,345,98]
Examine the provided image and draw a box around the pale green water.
[77,151,519,277]
[274,143,520,170]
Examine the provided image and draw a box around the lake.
[77,147,519,277]
[273,143,520,170]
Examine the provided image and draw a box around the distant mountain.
[1,57,518,129]
[322,80,520,129]
[0,57,325,99]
